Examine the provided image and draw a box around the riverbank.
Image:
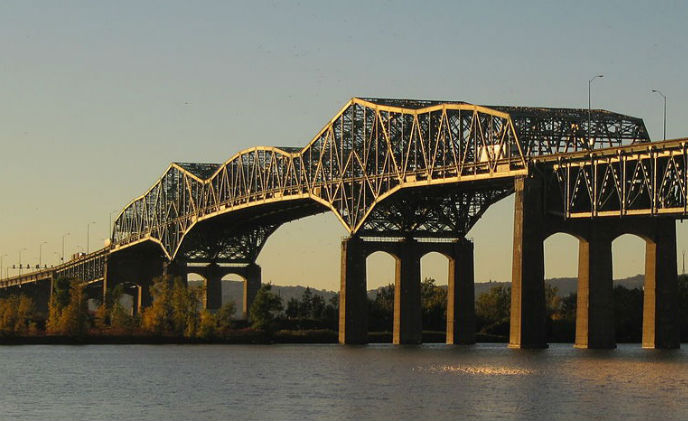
[0,330,509,345]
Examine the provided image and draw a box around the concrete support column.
[34,279,53,315]
[104,249,164,314]
[575,230,615,349]
[339,236,368,344]
[204,263,223,311]
[138,284,152,314]
[84,284,103,305]
[242,263,261,319]
[447,239,476,345]
[102,256,112,305]
[643,219,680,349]
[510,176,547,348]
[200,263,223,311]
[394,238,422,345]
[164,260,188,286]
[123,285,141,317]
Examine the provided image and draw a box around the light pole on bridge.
[61,232,70,263]
[86,221,96,254]
[39,241,47,268]
[588,74,604,148]
[0,254,6,280]
[651,89,667,141]
[18,248,27,276]
[109,209,119,243]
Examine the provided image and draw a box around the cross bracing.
[111,97,652,260]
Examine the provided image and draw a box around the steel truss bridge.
[2,97,685,349]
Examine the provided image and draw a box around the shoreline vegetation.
[1,275,687,346]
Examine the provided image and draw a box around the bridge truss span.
[112,99,538,259]
[539,137,688,218]
[111,97,651,260]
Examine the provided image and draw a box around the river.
[0,343,686,420]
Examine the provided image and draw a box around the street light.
[0,254,6,280]
[651,89,667,141]
[18,248,27,276]
[61,232,70,263]
[109,209,120,243]
[39,241,48,267]
[86,221,96,254]
[588,74,604,148]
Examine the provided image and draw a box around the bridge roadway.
[1,98,685,348]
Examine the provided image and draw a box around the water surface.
[1,343,686,420]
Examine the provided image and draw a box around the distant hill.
[190,281,337,308]
[198,274,646,307]
[473,274,644,297]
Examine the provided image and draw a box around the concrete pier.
[509,176,547,349]
[393,238,422,345]
[575,231,615,349]
[643,219,680,349]
[338,236,368,345]
[242,263,261,319]
[200,262,223,311]
[338,236,476,345]
[447,239,476,345]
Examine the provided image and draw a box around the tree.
[197,310,217,340]
[249,284,283,332]
[0,295,36,335]
[369,284,394,332]
[299,287,313,318]
[141,276,203,337]
[141,277,173,334]
[310,294,326,320]
[216,302,236,331]
[614,285,643,342]
[45,278,90,336]
[475,285,511,335]
[421,277,447,331]
[109,285,136,330]
[545,284,562,318]
[57,281,89,336]
[285,297,300,319]
[323,293,339,329]
[558,293,577,322]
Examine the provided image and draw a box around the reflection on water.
[415,364,534,376]
[0,343,686,421]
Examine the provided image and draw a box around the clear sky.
[1,1,687,290]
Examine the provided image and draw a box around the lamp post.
[86,221,96,254]
[109,210,119,243]
[651,89,666,141]
[39,241,48,267]
[18,248,27,276]
[0,254,6,280]
[61,232,70,263]
[588,74,604,148]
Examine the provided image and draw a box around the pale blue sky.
[1,1,687,289]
